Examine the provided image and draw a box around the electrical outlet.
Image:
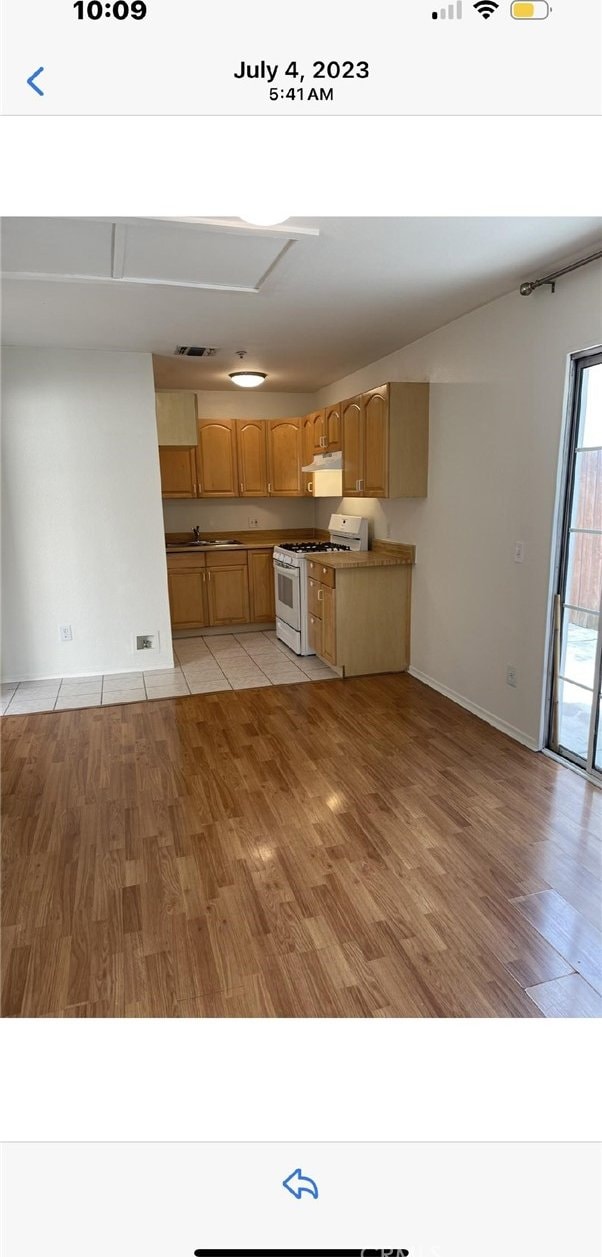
[136,634,156,651]
[248,517,259,528]
[506,665,518,688]
[59,624,73,642]
[514,541,525,563]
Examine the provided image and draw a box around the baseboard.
[408,666,540,752]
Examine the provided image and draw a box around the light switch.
[514,541,525,563]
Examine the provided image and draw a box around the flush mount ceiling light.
[229,371,267,388]
[228,350,267,388]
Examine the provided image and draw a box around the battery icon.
[511,1,550,16]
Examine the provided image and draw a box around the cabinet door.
[267,419,302,496]
[159,446,197,497]
[341,397,363,496]
[308,577,323,619]
[321,585,337,665]
[363,385,389,498]
[197,420,238,497]
[325,404,342,452]
[167,570,207,628]
[249,550,276,622]
[207,564,250,626]
[155,392,197,445]
[301,414,315,498]
[311,410,326,453]
[308,613,323,656]
[236,420,268,497]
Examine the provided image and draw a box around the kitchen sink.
[167,539,242,548]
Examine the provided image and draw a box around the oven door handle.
[274,560,296,572]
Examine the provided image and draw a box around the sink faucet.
[192,526,202,542]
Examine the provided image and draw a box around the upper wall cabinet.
[311,405,342,454]
[342,383,429,498]
[197,419,238,497]
[236,420,268,497]
[159,446,198,498]
[156,391,198,445]
[312,404,343,453]
[324,403,342,452]
[301,414,316,497]
[341,397,363,497]
[267,419,303,496]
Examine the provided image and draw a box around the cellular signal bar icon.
[432,1,463,16]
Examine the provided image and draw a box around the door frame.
[543,345,602,783]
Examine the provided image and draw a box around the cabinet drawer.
[206,550,249,568]
[307,560,336,588]
[166,552,206,572]
[308,577,324,619]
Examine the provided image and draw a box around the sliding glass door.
[549,349,602,780]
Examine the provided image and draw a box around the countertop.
[307,551,413,570]
[165,529,327,555]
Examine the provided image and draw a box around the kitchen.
[2,215,601,1019]
[159,380,428,692]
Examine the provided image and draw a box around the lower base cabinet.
[167,556,208,629]
[167,547,275,630]
[206,555,250,626]
[248,549,276,622]
[307,557,412,676]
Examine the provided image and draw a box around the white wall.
[163,496,315,535]
[1,348,173,680]
[315,265,602,748]
[194,390,315,419]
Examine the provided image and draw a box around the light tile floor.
[1,632,338,715]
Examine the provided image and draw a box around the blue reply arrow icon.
[282,1168,319,1200]
[27,67,45,96]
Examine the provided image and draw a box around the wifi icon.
[474,0,499,15]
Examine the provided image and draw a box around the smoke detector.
[175,346,218,357]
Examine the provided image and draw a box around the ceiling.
[2,216,601,392]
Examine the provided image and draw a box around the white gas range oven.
[273,513,369,655]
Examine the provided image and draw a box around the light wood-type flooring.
[1,673,601,1018]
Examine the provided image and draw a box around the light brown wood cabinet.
[309,410,326,454]
[248,550,276,622]
[341,383,429,498]
[301,414,315,498]
[236,420,268,497]
[205,552,250,625]
[341,397,363,497]
[308,612,323,656]
[324,403,342,452]
[197,420,238,497]
[307,563,336,665]
[167,550,254,629]
[267,418,303,496]
[167,554,208,628]
[309,405,342,454]
[159,446,198,498]
[156,392,198,445]
[306,557,413,676]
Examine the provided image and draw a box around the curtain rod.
[520,246,602,296]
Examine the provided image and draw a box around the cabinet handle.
[308,480,313,494]
[268,482,271,494]
[318,589,323,601]
[240,482,244,495]
[322,567,327,574]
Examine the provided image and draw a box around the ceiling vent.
[175,346,218,357]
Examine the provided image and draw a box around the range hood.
[302,450,343,472]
